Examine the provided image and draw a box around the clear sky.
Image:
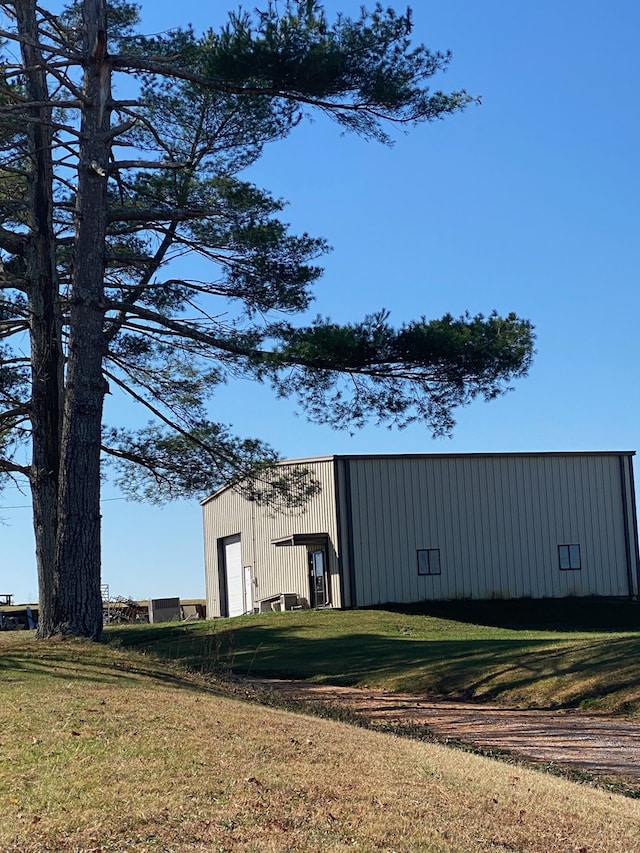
[2,1,639,604]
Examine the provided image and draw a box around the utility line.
[1,496,127,509]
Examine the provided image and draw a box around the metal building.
[202,452,640,617]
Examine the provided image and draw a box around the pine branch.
[107,206,215,223]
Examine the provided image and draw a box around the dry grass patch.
[1,632,639,852]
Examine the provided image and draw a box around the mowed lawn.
[112,599,640,715]
[2,629,640,853]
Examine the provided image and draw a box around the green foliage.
[181,1,473,142]
[106,420,321,505]
[261,310,533,433]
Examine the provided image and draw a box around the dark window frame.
[558,543,581,571]
[417,548,441,576]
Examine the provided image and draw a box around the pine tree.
[0,1,533,638]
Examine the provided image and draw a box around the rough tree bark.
[15,0,64,638]
[51,0,111,638]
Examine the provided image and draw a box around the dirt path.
[241,679,640,790]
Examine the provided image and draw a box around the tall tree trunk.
[15,0,64,637]
[52,0,110,638]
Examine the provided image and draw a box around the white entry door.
[224,536,244,617]
[244,564,253,615]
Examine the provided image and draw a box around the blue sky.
[2,1,639,604]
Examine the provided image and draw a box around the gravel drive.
[242,678,640,789]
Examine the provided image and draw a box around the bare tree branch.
[0,458,31,477]
[107,206,215,223]
[0,227,27,255]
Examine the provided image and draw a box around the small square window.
[558,544,581,571]
[417,548,441,576]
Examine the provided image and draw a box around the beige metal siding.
[345,453,633,605]
[204,452,636,614]
[203,460,341,616]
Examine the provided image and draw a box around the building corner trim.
[339,457,357,609]
[620,454,640,598]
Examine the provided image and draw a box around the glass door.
[308,548,329,608]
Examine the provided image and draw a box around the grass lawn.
[110,599,640,715]
[2,629,640,852]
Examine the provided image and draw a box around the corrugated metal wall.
[344,453,636,605]
[204,452,638,615]
[202,459,340,616]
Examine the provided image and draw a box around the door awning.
[271,533,328,547]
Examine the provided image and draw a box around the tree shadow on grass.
[0,634,228,696]
[111,620,640,710]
